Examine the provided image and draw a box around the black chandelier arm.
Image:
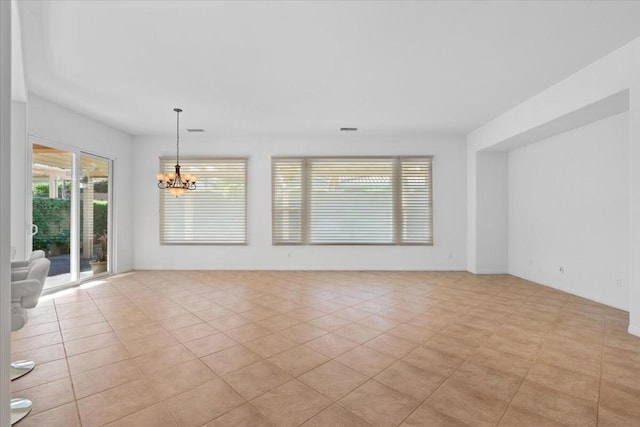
[157,179,197,191]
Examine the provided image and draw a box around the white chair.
[9,251,47,381]
[11,250,45,282]
[10,257,50,425]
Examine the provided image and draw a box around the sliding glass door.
[31,141,112,291]
[79,154,111,281]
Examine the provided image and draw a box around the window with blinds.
[272,159,304,244]
[272,157,433,245]
[160,158,247,244]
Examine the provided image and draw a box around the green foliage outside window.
[32,198,108,253]
[32,198,71,253]
[93,201,108,235]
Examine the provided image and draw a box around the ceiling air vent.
[186,129,205,133]
[340,127,357,131]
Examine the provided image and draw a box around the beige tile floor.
[9,270,640,426]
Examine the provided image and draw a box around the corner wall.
[133,134,467,270]
[508,112,629,310]
[466,35,640,335]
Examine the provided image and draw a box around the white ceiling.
[18,1,640,137]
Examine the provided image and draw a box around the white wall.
[26,95,135,273]
[466,149,477,273]
[10,0,25,103]
[133,134,467,270]
[629,72,640,334]
[508,112,629,310]
[1,1,12,423]
[475,152,508,274]
[11,100,28,260]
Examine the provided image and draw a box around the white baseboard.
[507,271,629,312]
[473,269,509,275]
[132,265,468,271]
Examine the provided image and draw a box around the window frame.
[271,156,433,246]
[159,156,249,245]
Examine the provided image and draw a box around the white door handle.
[31,224,38,236]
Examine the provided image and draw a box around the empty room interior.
[3,0,640,426]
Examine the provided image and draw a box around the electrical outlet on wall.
[613,271,623,288]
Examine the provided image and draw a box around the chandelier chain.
[176,108,180,165]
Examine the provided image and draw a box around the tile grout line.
[55,295,84,426]
[201,321,384,425]
[595,307,607,425]
[9,298,90,423]
[197,375,253,425]
[74,281,108,426]
[395,285,544,426]
[494,291,571,426]
[77,282,141,426]
[393,294,507,427]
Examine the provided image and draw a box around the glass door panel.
[79,154,110,279]
[32,143,74,290]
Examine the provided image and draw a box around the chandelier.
[156,108,197,197]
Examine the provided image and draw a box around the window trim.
[159,156,249,246]
[271,155,433,246]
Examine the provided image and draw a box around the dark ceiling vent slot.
[186,128,205,133]
[340,127,358,131]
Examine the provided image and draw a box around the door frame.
[28,135,114,291]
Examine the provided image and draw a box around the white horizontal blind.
[160,158,247,244]
[309,159,394,244]
[272,156,433,245]
[272,158,304,244]
[400,158,433,244]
